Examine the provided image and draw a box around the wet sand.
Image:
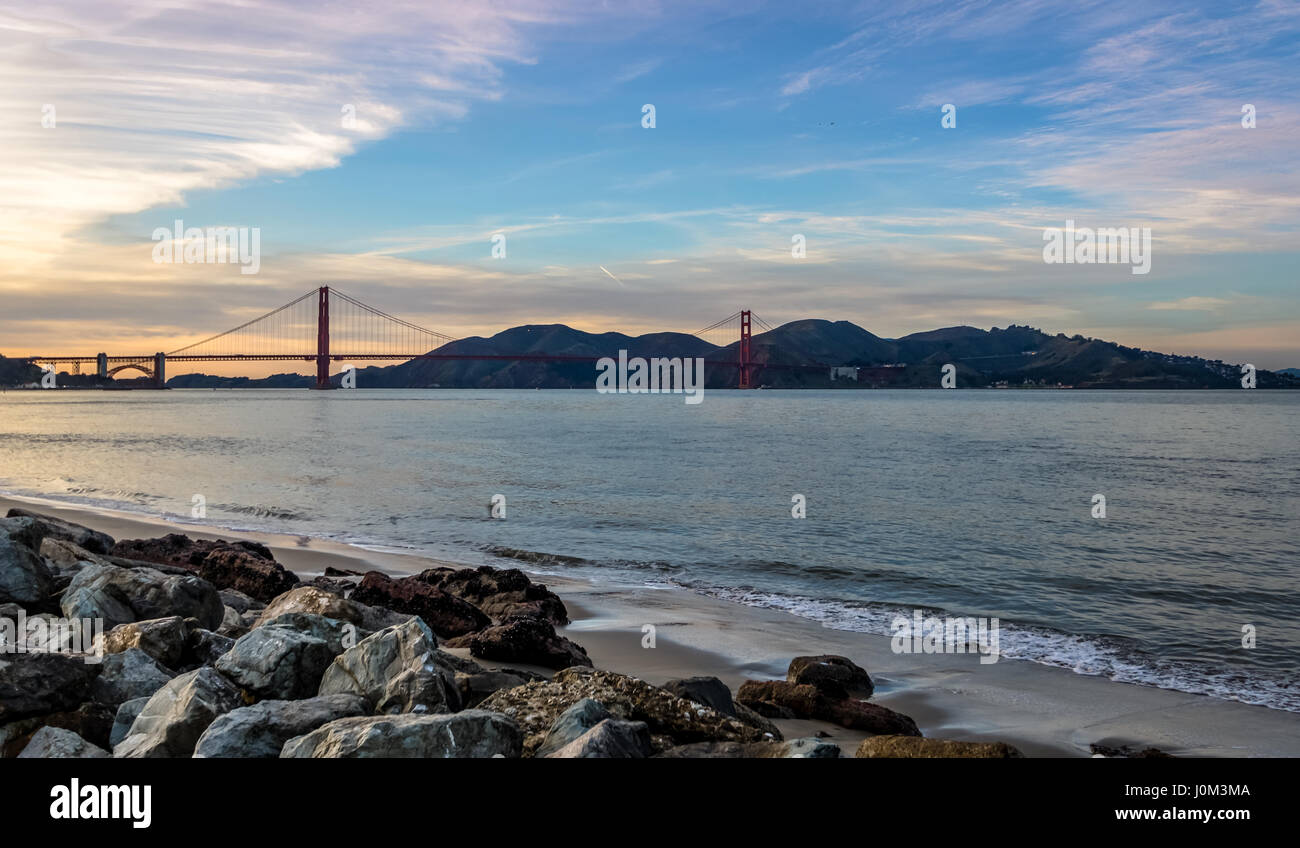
[6,492,1298,757]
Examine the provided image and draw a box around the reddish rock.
[736,680,920,736]
[349,572,490,638]
[415,566,568,625]
[111,535,296,602]
[450,615,592,670]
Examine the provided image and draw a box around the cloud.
[1147,297,1231,311]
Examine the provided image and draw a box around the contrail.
[599,265,625,287]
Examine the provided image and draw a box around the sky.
[1,0,1298,373]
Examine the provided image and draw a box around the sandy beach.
[5,491,1298,758]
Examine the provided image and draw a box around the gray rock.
[218,605,249,638]
[62,563,223,631]
[113,666,244,758]
[218,588,263,614]
[110,697,150,747]
[17,726,111,759]
[0,652,99,722]
[545,718,653,758]
[194,694,369,758]
[186,628,234,667]
[215,625,335,700]
[535,697,610,757]
[100,616,192,668]
[0,533,52,606]
[254,612,357,655]
[317,617,458,714]
[90,648,175,707]
[785,737,843,758]
[281,710,522,758]
[5,508,115,554]
[39,537,110,577]
[663,676,737,717]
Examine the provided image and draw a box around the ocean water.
[1,388,1297,710]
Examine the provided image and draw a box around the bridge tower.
[153,352,166,388]
[96,353,107,379]
[315,285,332,390]
[738,310,752,389]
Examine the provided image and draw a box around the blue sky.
[3,0,1298,368]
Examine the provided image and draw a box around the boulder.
[254,585,409,633]
[481,667,772,756]
[186,628,234,667]
[61,563,223,631]
[736,681,921,736]
[113,666,245,758]
[215,625,336,700]
[90,648,175,707]
[787,655,874,699]
[663,676,736,717]
[317,617,459,714]
[457,668,543,709]
[0,652,98,722]
[281,710,522,758]
[110,697,150,747]
[218,605,248,638]
[0,533,51,606]
[111,534,297,602]
[856,736,1023,758]
[452,615,591,670]
[655,737,842,758]
[99,616,192,668]
[416,565,569,625]
[17,726,111,759]
[349,572,490,638]
[5,509,115,555]
[535,698,610,757]
[0,701,116,756]
[218,588,263,614]
[254,612,357,655]
[194,694,369,758]
[546,718,652,758]
[39,537,111,576]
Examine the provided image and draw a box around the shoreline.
[5,491,1299,757]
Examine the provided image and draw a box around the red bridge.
[23,286,805,390]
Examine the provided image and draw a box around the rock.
[416,565,569,625]
[254,585,409,633]
[110,697,150,747]
[100,616,192,669]
[535,698,610,757]
[324,566,364,577]
[0,701,116,756]
[663,676,736,717]
[736,681,921,736]
[349,572,490,638]
[61,563,223,631]
[655,737,842,758]
[0,652,98,722]
[17,726,111,759]
[457,669,542,709]
[112,533,271,567]
[255,612,357,655]
[218,605,248,638]
[454,615,591,670]
[194,694,369,758]
[90,648,175,707]
[307,576,355,594]
[481,667,772,756]
[111,534,297,602]
[856,736,1022,758]
[1089,743,1173,758]
[215,625,336,700]
[218,589,263,614]
[281,710,522,758]
[731,701,783,738]
[0,532,52,606]
[546,718,652,758]
[113,666,245,758]
[39,537,111,575]
[317,617,459,714]
[5,509,115,554]
[787,654,874,699]
[186,628,234,667]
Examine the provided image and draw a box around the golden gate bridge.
[21,286,812,390]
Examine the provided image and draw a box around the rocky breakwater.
[3,510,1025,758]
